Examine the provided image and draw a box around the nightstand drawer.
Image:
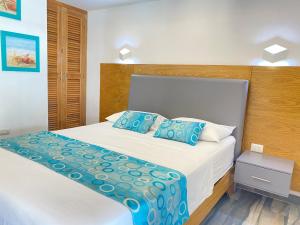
[235,162,292,197]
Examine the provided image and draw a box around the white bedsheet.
[0,122,235,225]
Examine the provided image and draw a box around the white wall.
[87,0,300,124]
[0,0,48,136]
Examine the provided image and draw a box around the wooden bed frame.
[186,169,233,225]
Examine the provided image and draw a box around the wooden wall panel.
[100,63,300,192]
[100,64,134,121]
[243,67,300,191]
[134,64,252,80]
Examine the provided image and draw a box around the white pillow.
[106,111,167,131]
[173,117,236,142]
[105,111,125,123]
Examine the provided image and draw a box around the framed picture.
[1,31,40,72]
[0,0,21,20]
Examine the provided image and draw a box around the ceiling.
[59,0,155,10]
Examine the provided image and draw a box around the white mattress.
[0,122,235,225]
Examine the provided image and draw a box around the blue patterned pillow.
[154,119,206,146]
[113,111,158,134]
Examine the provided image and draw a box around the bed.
[0,75,248,225]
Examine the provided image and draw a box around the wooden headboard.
[100,64,300,192]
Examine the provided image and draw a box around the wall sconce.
[119,47,131,61]
[263,44,288,63]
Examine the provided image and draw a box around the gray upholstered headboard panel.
[128,74,249,159]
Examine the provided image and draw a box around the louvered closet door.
[61,8,87,129]
[47,2,62,130]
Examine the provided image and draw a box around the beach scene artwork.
[6,36,37,68]
[1,31,40,72]
[0,0,20,19]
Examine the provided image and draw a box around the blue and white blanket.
[0,131,190,225]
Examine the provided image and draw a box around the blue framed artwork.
[0,0,21,20]
[1,31,40,72]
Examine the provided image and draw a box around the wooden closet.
[47,0,87,130]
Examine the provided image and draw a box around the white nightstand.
[234,151,294,197]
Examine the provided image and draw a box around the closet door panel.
[47,1,86,130]
[47,2,62,130]
[62,8,87,129]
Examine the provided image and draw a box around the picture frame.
[0,0,21,20]
[1,31,40,72]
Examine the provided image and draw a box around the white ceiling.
[59,0,155,10]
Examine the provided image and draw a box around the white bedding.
[0,122,235,225]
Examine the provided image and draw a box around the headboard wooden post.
[100,63,300,192]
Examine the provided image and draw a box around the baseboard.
[290,190,300,197]
[289,190,300,204]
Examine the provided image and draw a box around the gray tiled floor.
[201,190,300,225]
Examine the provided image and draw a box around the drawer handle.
[251,176,271,183]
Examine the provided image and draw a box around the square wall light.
[263,44,288,63]
[119,47,131,61]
